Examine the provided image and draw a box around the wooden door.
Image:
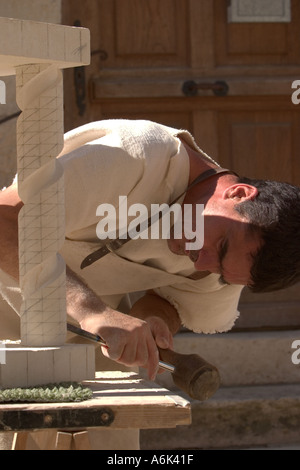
[62,0,300,330]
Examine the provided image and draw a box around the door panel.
[218,110,300,183]
[215,2,300,66]
[106,0,188,68]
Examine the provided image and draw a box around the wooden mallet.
[67,323,220,401]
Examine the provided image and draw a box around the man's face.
[167,192,261,287]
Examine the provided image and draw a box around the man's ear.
[223,184,258,201]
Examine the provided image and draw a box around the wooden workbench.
[0,372,191,450]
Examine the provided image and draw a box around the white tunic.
[0,119,243,335]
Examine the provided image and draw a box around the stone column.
[0,17,95,388]
[16,63,66,347]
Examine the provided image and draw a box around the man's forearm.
[0,185,23,280]
[65,265,114,326]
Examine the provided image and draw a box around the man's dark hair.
[234,177,300,293]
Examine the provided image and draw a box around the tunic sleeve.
[153,277,243,334]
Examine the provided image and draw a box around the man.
[1,119,300,384]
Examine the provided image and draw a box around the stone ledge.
[153,330,300,389]
[0,16,90,76]
[141,383,300,450]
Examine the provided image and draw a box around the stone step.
[154,330,300,390]
[233,300,300,330]
[140,383,300,450]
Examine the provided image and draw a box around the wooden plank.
[55,431,73,450]
[12,429,58,450]
[72,431,92,450]
[11,432,28,450]
[0,372,191,432]
[91,76,298,100]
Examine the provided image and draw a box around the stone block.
[0,17,90,76]
[0,343,95,388]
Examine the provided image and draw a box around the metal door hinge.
[182,80,229,97]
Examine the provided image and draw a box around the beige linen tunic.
[0,119,243,336]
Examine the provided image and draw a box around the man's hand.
[66,268,177,381]
[80,311,173,381]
